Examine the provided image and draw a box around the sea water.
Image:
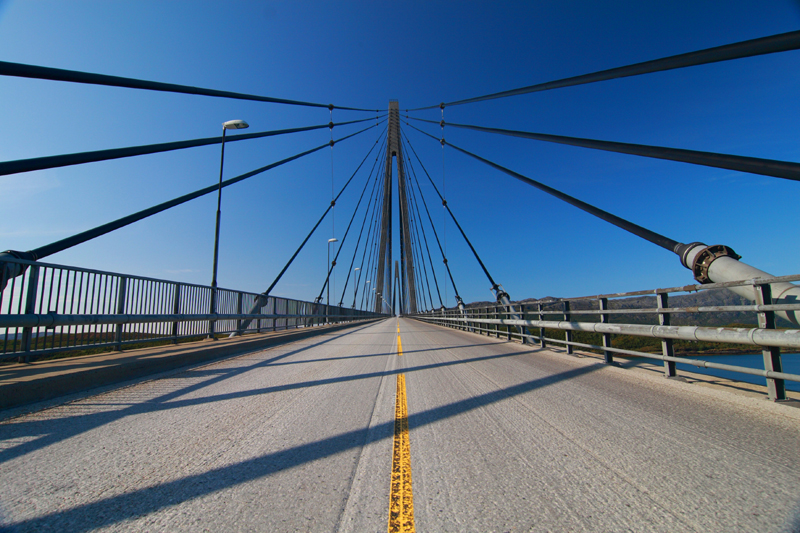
[673,353,800,392]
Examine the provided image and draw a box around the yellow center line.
[388,373,415,532]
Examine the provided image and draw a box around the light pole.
[352,267,360,308]
[209,119,249,340]
[327,238,338,323]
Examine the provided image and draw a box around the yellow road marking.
[388,373,415,532]
[397,336,403,356]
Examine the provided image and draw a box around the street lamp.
[327,238,338,323]
[352,267,360,308]
[209,119,249,339]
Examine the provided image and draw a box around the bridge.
[2,27,800,532]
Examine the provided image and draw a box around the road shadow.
[2,361,602,532]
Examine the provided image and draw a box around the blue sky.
[0,1,799,307]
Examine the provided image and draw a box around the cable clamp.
[331,261,337,267]
[329,140,335,147]
[440,138,446,146]
[439,102,445,110]
[328,104,334,111]
[328,122,334,129]
[440,120,445,128]
[330,200,336,207]
[443,258,448,264]
[442,199,447,206]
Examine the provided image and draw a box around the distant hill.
[465,288,794,328]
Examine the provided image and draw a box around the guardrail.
[412,274,800,401]
[0,257,385,363]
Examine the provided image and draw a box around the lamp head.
[223,120,249,130]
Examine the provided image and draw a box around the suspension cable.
[359,189,384,310]
[402,143,438,310]
[406,121,681,253]
[230,126,388,335]
[343,166,382,307]
[407,30,800,110]
[353,169,385,308]
[402,126,501,291]
[316,138,385,303]
[0,60,380,112]
[19,121,382,262]
[397,129,463,306]
[408,116,800,183]
[0,116,385,177]
[328,132,387,305]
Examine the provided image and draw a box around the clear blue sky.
[1,1,799,307]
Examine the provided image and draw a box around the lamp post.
[327,238,338,323]
[352,267,360,308]
[209,119,249,340]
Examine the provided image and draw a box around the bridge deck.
[1,318,799,531]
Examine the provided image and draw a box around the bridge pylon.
[374,101,418,314]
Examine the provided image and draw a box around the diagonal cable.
[19,121,382,261]
[0,116,385,177]
[0,60,379,112]
[405,120,681,253]
[407,30,800,110]
[408,116,800,183]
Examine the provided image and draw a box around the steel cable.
[407,30,800,110]
[397,128,463,307]
[0,116,385,177]
[402,127,501,291]
[403,120,681,253]
[20,121,382,261]
[408,116,800,183]
[0,60,380,112]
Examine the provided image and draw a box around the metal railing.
[0,257,385,363]
[412,274,800,401]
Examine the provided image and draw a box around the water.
[670,353,800,392]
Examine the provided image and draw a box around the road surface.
[1,318,799,532]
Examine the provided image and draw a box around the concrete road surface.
[1,318,799,532]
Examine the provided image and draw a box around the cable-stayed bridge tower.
[374,101,418,314]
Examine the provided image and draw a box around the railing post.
[208,286,216,340]
[495,306,500,338]
[114,276,127,352]
[257,297,262,333]
[656,292,676,376]
[599,298,613,364]
[563,300,573,355]
[19,265,40,363]
[754,282,786,401]
[520,304,528,345]
[171,283,181,344]
[506,305,512,341]
[272,298,277,332]
[538,303,546,348]
[235,292,243,334]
